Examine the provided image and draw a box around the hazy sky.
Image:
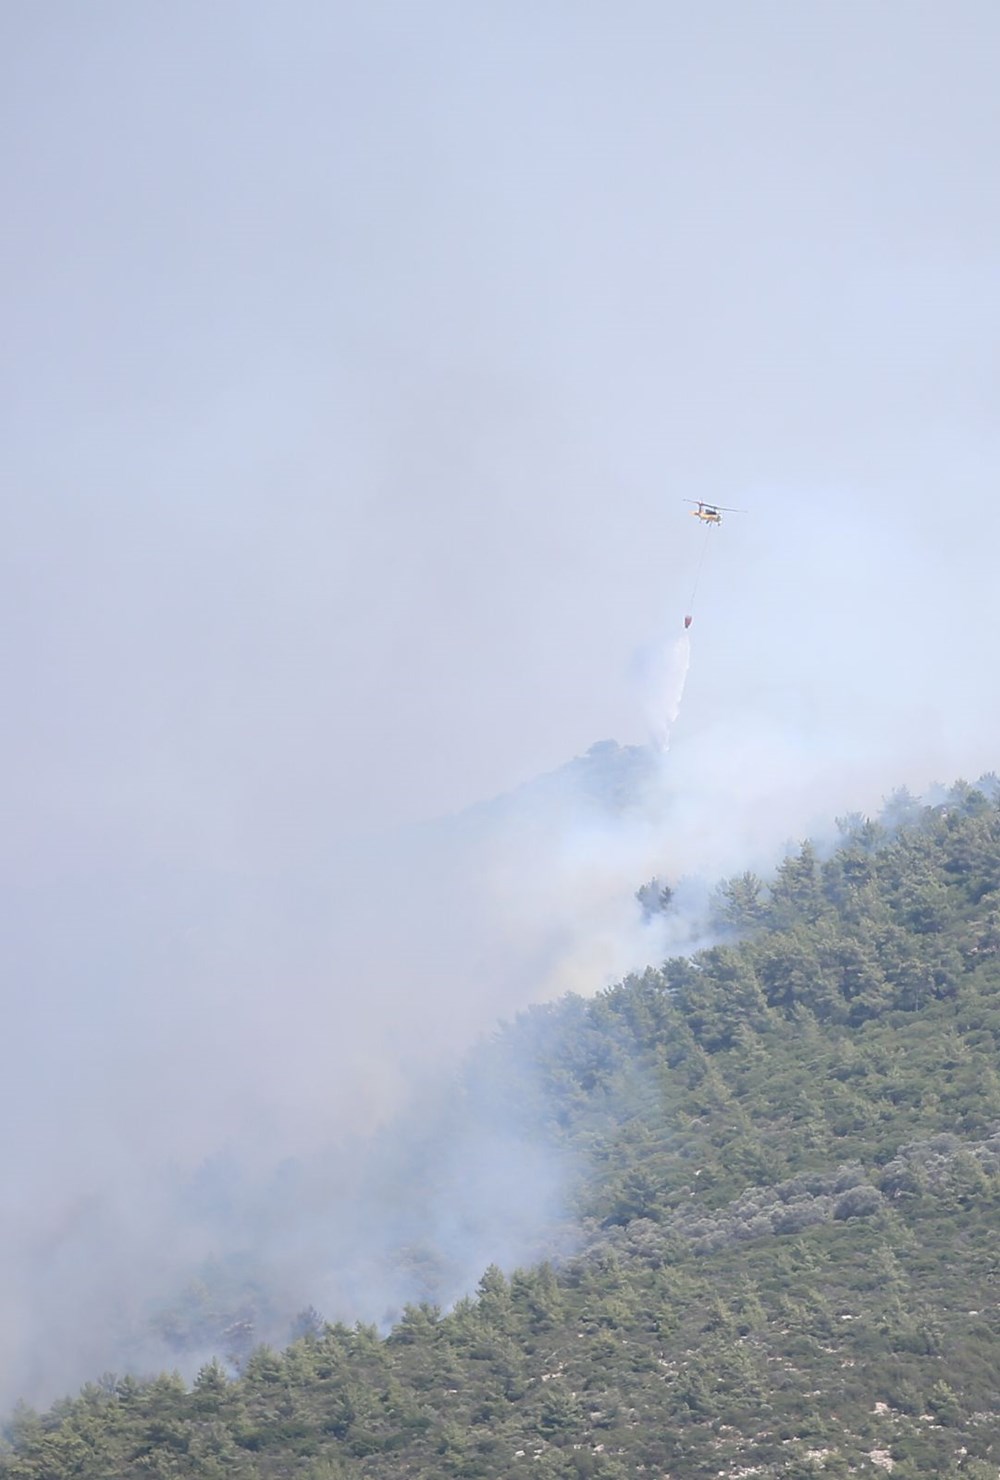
[3,0,1000,1406]
[5,0,1000,855]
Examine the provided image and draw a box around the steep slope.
[5,783,1000,1478]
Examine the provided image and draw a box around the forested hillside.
[6,782,1000,1479]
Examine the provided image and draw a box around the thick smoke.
[0,739,678,1410]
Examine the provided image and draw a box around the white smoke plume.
[6,0,1000,1420]
[642,628,692,750]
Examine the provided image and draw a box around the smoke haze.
[3,0,1000,1411]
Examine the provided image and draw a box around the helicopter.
[682,498,747,629]
[684,499,746,525]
